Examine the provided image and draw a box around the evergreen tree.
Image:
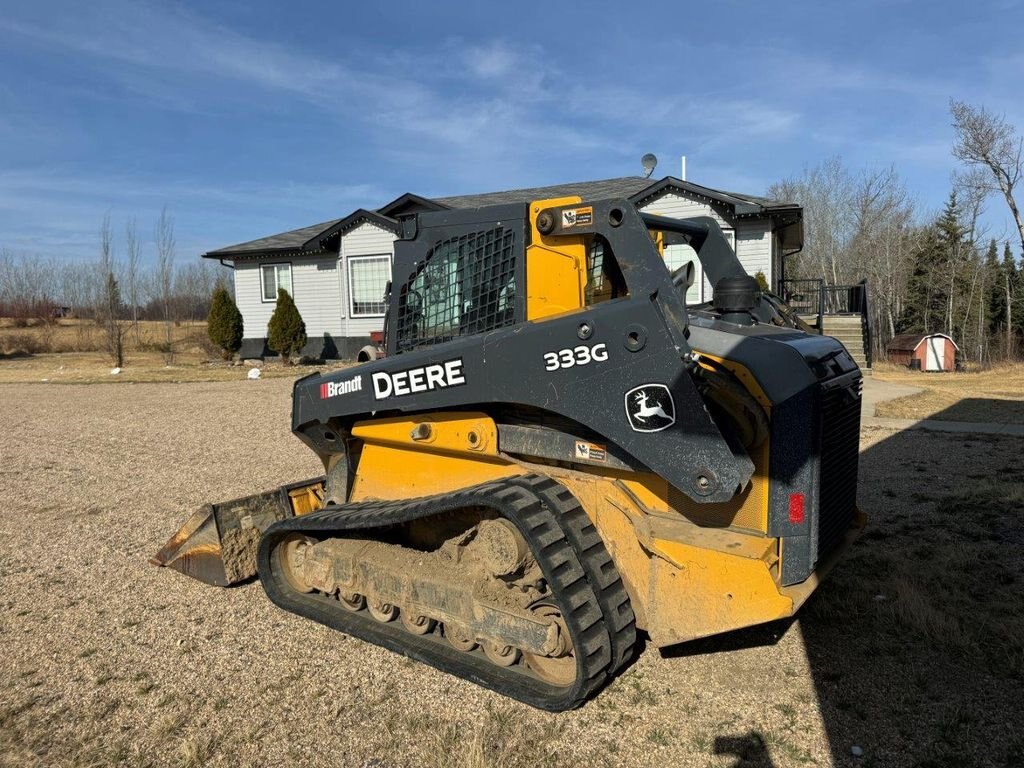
[985,240,1004,337]
[898,225,944,333]
[936,190,966,336]
[267,288,306,364]
[207,284,243,360]
[1005,243,1023,344]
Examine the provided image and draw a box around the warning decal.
[574,440,607,462]
[561,206,593,228]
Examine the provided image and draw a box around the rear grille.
[816,376,861,560]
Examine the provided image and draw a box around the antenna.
[641,153,657,179]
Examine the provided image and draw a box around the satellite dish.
[641,153,658,179]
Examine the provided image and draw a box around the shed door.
[925,337,944,370]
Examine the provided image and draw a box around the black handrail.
[778,278,873,368]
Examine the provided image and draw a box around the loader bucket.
[151,478,325,586]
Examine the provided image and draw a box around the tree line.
[1,209,229,364]
[769,101,1023,364]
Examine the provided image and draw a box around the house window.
[261,263,292,302]
[348,255,391,317]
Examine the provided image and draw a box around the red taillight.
[788,493,805,524]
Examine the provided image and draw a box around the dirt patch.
[1,381,1021,766]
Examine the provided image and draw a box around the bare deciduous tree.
[125,218,142,345]
[97,214,125,367]
[769,157,856,284]
[155,207,176,365]
[950,100,1024,256]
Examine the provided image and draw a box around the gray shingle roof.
[434,177,655,209]
[205,218,342,256]
[203,176,798,260]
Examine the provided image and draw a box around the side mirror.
[671,260,696,291]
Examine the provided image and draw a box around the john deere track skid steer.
[154,196,863,710]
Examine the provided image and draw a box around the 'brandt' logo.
[320,375,363,398]
[372,359,466,400]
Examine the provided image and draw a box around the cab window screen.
[395,226,517,352]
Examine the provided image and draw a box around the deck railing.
[778,278,873,368]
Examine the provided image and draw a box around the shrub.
[754,270,770,292]
[206,286,243,360]
[0,332,45,356]
[267,289,306,364]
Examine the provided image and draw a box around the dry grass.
[873,361,1024,423]
[1,382,1021,766]
[0,351,352,384]
[0,318,354,383]
[0,317,207,356]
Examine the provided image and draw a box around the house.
[202,176,803,360]
[887,333,959,372]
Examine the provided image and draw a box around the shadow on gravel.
[714,732,776,767]
[652,400,1023,766]
[799,400,1024,766]
[659,618,794,660]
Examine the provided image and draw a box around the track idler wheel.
[278,534,317,594]
[522,604,575,687]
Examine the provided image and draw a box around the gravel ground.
[1,380,1020,767]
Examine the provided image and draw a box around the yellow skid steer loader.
[154,196,863,710]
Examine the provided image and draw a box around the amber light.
[788,493,805,524]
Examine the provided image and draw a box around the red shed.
[887,333,958,371]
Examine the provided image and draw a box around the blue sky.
[1,0,1022,262]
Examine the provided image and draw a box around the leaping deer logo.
[625,384,675,433]
[633,391,670,422]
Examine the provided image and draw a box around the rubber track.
[256,474,635,710]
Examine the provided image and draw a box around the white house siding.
[639,192,729,228]
[339,221,397,338]
[734,220,772,285]
[639,192,773,298]
[233,262,273,339]
[234,256,343,339]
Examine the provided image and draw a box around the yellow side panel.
[352,411,499,456]
[349,412,523,501]
[546,473,792,647]
[349,444,523,501]
[612,445,770,533]
[646,538,793,646]
[525,196,588,321]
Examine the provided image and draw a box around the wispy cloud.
[0,3,797,179]
[4,1,1020,260]
[0,167,384,260]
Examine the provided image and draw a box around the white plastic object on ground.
[248,368,261,380]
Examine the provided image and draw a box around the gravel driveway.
[1,380,1019,767]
